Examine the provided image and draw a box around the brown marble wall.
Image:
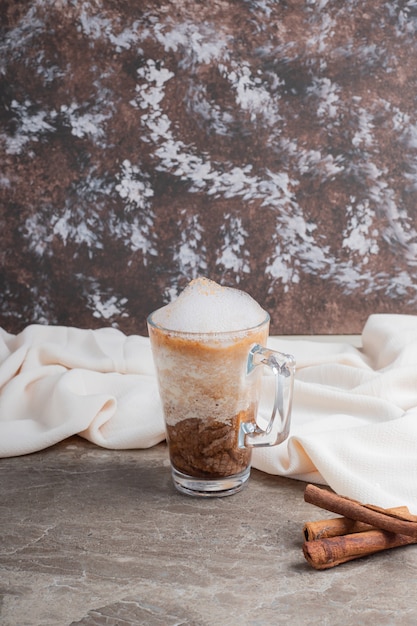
[2,0,417,336]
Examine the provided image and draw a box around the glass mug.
[147,312,295,497]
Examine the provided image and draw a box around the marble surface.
[2,1,417,337]
[2,437,417,625]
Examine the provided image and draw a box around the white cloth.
[1,315,417,512]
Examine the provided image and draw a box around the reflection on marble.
[2,1,417,335]
[1,438,417,625]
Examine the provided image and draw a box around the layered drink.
[147,277,269,495]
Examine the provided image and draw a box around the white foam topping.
[151,277,267,333]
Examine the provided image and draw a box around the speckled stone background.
[2,0,417,336]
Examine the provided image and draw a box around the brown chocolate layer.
[166,413,252,479]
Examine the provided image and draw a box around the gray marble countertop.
[2,437,417,625]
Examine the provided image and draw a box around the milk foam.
[152,277,267,333]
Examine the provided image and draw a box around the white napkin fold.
[0,325,165,456]
[1,315,417,512]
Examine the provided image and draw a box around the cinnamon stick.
[304,484,417,538]
[303,506,411,541]
[303,529,417,570]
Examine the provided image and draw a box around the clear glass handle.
[240,345,295,448]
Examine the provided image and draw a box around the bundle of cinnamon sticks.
[302,484,417,570]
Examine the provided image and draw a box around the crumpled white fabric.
[0,325,164,455]
[1,314,417,512]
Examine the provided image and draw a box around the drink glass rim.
[147,310,270,339]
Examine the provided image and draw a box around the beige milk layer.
[149,324,268,479]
